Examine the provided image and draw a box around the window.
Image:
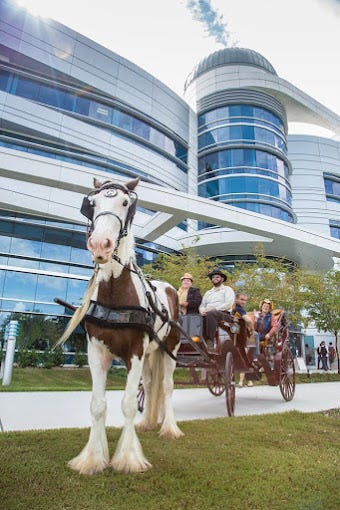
[0,69,10,91]
[3,271,38,300]
[13,76,39,100]
[35,274,68,302]
[89,101,113,123]
[324,175,340,201]
[330,220,340,239]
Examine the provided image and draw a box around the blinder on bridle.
[80,182,138,240]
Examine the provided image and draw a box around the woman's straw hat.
[259,298,273,310]
[180,273,193,282]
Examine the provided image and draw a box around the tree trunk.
[335,331,339,375]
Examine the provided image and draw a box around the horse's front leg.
[111,338,151,473]
[68,338,111,475]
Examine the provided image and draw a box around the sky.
[14,0,340,123]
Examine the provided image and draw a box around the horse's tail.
[147,348,165,426]
[53,272,98,349]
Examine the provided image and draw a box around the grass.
[1,368,340,508]
[1,411,340,510]
[1,366,340,392]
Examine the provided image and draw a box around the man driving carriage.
[199,269,235,348]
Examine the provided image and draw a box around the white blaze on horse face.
[87,189,131,264]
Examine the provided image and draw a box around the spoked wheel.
[225,351,236,416]
[279,345,296,401]
[207,369,225,396]
[137,383,145,412]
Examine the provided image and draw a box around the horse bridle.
[80,182,138,243]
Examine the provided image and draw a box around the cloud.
[185,0,231,46]
[316,0,340,15]
[14,302,26,312]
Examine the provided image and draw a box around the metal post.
[2,320,19,386]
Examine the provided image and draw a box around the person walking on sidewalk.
[317,341,328,371]
[328,342,336,370]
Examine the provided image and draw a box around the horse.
[56,176,184,474]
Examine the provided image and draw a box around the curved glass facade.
[0,67,188,170]
[0,210,169,348]
[198,104,294,223]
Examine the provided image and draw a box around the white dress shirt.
[199,285,235,313]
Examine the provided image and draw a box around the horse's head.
[81,177,139,264]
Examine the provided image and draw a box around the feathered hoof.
[110,455,152,473]
[68,455,109,475]
[135,419,157,432]
[159,425,185,439]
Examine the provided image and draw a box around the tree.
[142,244,221,294]
[304,270,340,373]
[230,247,307,327]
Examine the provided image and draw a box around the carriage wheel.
[207,369,225,396]
[137,383,145,412]
[279,346,296,401]
[225,351,235,416]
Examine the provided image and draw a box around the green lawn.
[1,366,340,392]
[1,367,340,509]
[1,411,339,510]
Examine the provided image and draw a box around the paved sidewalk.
[1,382,339,432]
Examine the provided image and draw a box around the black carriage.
[138,310,296,417]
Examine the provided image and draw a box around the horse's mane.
[54,271,99,348]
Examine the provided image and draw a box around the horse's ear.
[126,177,140,191]
[93,178,112,190]
[93,178,103,189]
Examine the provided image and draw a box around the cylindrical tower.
[185,48,295,226]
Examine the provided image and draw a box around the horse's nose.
[87,236,114,263]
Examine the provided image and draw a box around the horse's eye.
[122,199,128,207]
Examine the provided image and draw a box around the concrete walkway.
[1,382,339,432]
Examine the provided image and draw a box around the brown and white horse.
[57,177,183,474]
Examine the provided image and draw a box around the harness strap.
[145,290,169,326]
[85,301,154,330]
[85,301,177,361]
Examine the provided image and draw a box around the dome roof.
[185,47,277,90]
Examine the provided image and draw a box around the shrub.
[50,348,65,367]
[41,351,55,369]
[17,349,39,368]
[73,351,87,367]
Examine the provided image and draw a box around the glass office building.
[0,0,339,349]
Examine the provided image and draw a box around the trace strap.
[84,300,178,362]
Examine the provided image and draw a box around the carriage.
[138,308,296,417]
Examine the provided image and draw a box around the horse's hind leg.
[159,351,184,439]
[111,344,151,473]
[136,350,162,431]
[68,338,111,475]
